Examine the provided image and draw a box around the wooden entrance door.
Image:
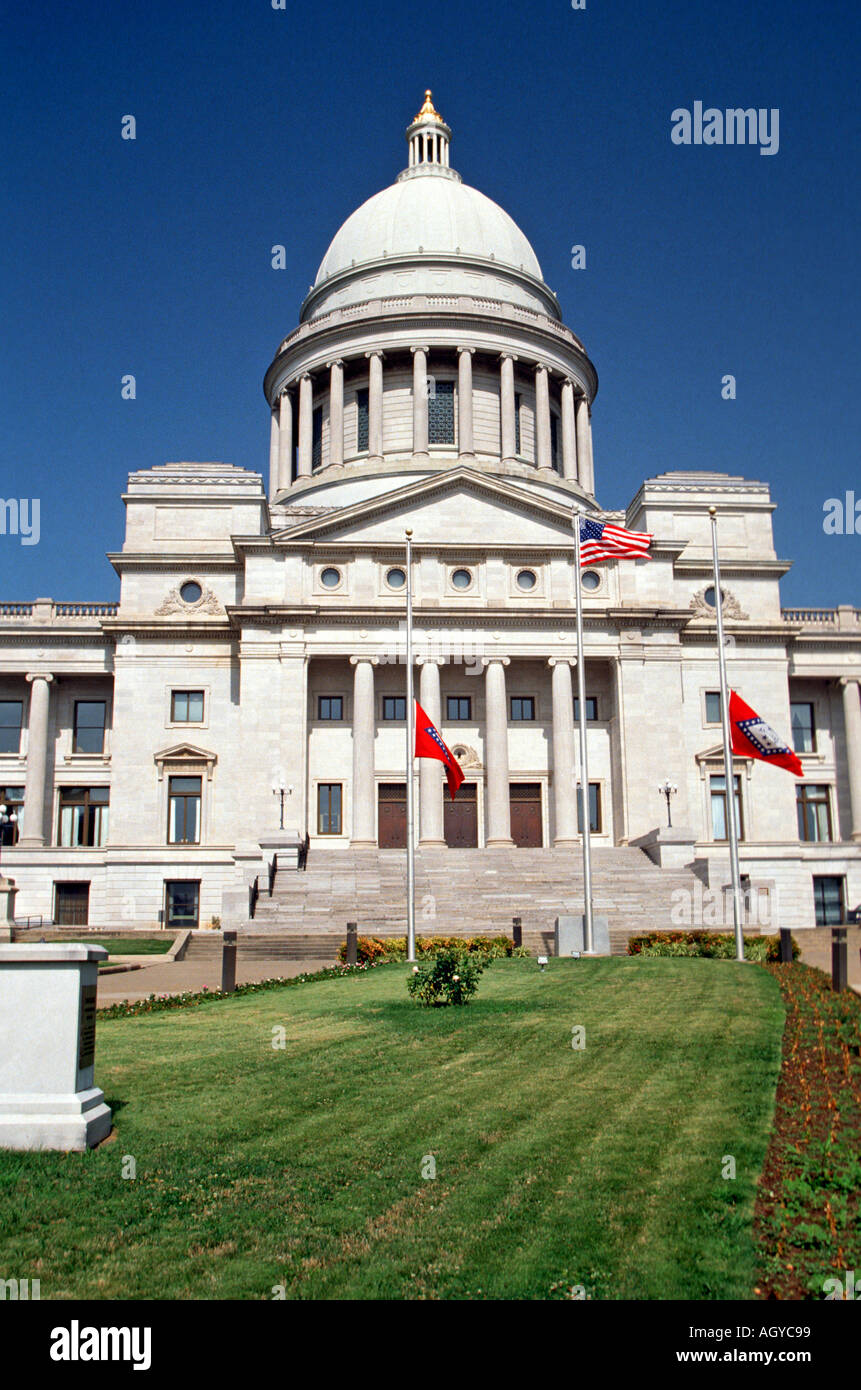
[55,881,90,926]
[444,782,478,848]
[510,783,543,848]
[378,783,407,848]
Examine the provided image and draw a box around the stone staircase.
[243,845,705,955]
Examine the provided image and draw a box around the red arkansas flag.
[729,691,803,777]
[414,700,465,800]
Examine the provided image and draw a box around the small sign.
[78,984,97,1071]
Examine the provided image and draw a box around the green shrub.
[338,933,525,964]
[627,930,800,962]
[407,944,486,1007]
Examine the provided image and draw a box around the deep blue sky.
[3,0,859,604]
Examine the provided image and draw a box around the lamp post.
[658,780,678,828]
[271,781,292,831]
[0,803,18,874]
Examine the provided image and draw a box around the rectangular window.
[573,696,599,722]
[168,775,201,845]
[312,406,323,470]
[428,380,455,444]
[705,691,722,725]
[0,786,24,845]
[510,696,536,722]
[791,701,816,754]
[813,875,844,926]
[73,700,106,754]
[514,392,522,455]
[383,696,406,721]
[0,701,23,755]
[550,412,560,471]
[165,880,200,929]
[171,690,205,723]
[446,696,472,721]
[317,783,342,835]
[710,773,744,841]
[58,787,110,848]
[796,784,832,842]
[318,695,344,721]
[576,783,602,834]
[356,388,369,452]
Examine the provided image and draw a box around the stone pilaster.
[499,353,517,463]
[418,660,446,845]
[350,657,377,846]
[535,364,552,472]
[840,678,861,841]
[19,673,54,848]
[549,658,578,845]
[411,346,429,458]
[561,378,578,482]
[366,351,385,463]
[483,658,513,847]
[297,375,313,478]
[277,390,293,492]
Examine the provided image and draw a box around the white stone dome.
[314,174,543,285]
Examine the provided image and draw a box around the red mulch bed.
[754,963,861,1299]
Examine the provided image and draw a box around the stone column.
[457,347,475,457]
[268,409,280,498]
[19,674,54,847]
[561,378,578,482]
[549,659,578,845]
[277,390,293,492]
[350,658,377,846]
[576,395,595,494]
[328,360,344,468]
[366,351,384,463]
[499,353,517,463]
[418,660,446,845]
[411,346,429,458]
[840,678,861,841]
[297,375,313,478]
[535,364,552,472]
[483,658,513,847]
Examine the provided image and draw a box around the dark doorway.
[510,783,543,848]
[378,783,407,848]
[55,881,90,926]
[444,781,478,848]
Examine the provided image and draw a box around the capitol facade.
[1,93,859,936]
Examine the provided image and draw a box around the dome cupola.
[404,90,453,174]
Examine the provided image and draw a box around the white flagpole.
[405,528,417,963]
[572,509,595,954]
[709,506,745,963]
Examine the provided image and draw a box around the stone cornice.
[673,557,792,577]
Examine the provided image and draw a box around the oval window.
[386,568,406,590]
[451,568,472,590]
[516,569,537,591]
[320,567,342,589]
[581,570,601,591]
[704,586,722,608]
[179,581,202,604]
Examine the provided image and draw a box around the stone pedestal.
[259,831,304,871]
[0,876,17,942]
[0,944,112,1151]
[631,826,697,871]
[555,915,610,957]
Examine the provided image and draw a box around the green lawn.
[0,958,785,1300]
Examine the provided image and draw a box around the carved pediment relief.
[155,583,223,617]
[450,743,482,770]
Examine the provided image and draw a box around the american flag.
[578,516,652,567]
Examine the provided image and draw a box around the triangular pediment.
[271,468,590,547]
[154,742,218,780]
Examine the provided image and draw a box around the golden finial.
[415,89,443,123]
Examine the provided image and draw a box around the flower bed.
[338,934,529,965]
[627,930,799,961]
[754,963,861,1299]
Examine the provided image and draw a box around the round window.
[451,568,472,590]
[704,585,722,608]
[179,581,202,604]
[320,567,342,589]
[516,569,537,591]
[581,570,601,591]
[386,567,406,590]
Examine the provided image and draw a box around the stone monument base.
[555,914,610,957]
[0,1086,112,1152]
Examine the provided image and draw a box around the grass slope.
[0,958,784,1300]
